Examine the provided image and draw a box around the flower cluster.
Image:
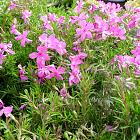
[10,13,32,47]
[6,0,140,87]
[112,28,140,76]
[28,5,89,85]
[40,14,65,30]
[29,34,66,82]
[70,2,127,42]
[0,42,15,66]
[69,52,87,86]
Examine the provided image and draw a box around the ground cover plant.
[0,0,140,139]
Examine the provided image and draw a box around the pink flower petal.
[0,109,4,117]
[29,52,38,59]
[3,106,13,117]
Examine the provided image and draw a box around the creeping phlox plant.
[0,0,140,139]
[7,0,139,86]
[1,0,140,102]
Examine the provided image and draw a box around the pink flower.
[0,42,15,65]
[38,66,50,78]
[109,26,126,40]
[57,16,65,25]
[22,10,32,23]
[69,52,87,69]
[10,18,21,35]
[60,87,68,98]
[40,15,53,30]
[48,13,56,22]
[114,75,121,80]
[70,13,88,24]
[0,42,15,54]
[45,65,65,80]
[37,59,46,70]
[75,0,84,14]
[19,104,27,110]
[88,4,96,13]
[39,33,48,45]
[134,55,140,66]
[0,42,15,55]
[0,100,13,118]
[69,52,87,86]
[134,7,140,13]
[0,100,4,109]
[56,41,67,55]
[106,125,114,132]
[8,2,17,10]
[72,46,81,52]
[15,30,32,47]
[18,64,28,81]
[76,20,94,41]
[128,20,137,29]
[0,53,6,65]
[0,106,13,117]
[99,2,121,17]
[69,70,81,86]
[47,35,67,55]
[40,15,48,22]
[115,55,134,72]
[131,46,140,57]
[94,16,110,40]
[29,45,50,68]
[127,15,139,29]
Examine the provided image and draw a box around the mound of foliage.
[0,0,140,139]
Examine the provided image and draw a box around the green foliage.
[0,0,140,140]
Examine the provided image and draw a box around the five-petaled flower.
[45,65,65,80]
[76,20,94,42]
[15,30,32,47]
[29,45,50,68]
